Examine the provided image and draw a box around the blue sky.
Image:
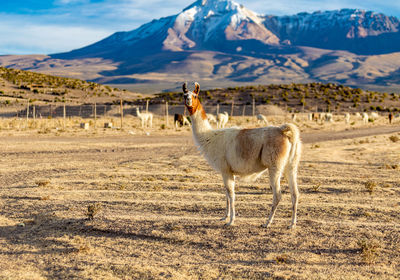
[1,0,400,55]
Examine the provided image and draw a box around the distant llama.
[207,114,217,125]
[370,112,379,120]
[325,113,333,123]
[256,114,268,125]
[344,113,350,124]
[217,111,229,128]
[182,82,302,228]
[174,113,190,129]
[388,112,393,124]
[136,107,153,128]
[362,112,369,124]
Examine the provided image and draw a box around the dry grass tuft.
[358,239,380,265]
[388,135,399,142]
[86,203,102,220]
[364,180,377,195]
[311,184,321,192]
[72,236,93,254]
[275,254,289,264]
[35,179,50,187]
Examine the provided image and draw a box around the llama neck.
[189,105,212,135]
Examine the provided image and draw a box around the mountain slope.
[2,0,400,92]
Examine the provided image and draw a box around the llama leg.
[286,167,299,229]
[220,190,230,222]
[222,174,235,226]
[263,167,282,228]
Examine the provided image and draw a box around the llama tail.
[280,123,302,168]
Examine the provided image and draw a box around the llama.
[344,113,350,124]
[362,112,369,124]
[370,112,379,120]
[182,82,301,228]
[325,113,333,123]
[174,113,190,129]
[136,107,153,128]
[217,111,229,128]
[312,112,320,122]
[320,113,326,122]
[207,114,217,125]
[388,112,393,124]
[256,114,268,125]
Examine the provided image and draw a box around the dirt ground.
[0,115,399,279]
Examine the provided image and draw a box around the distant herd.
[134,108,398,129]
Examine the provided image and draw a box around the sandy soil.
[0,116,399,279]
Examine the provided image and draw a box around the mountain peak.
[183,0,242,12]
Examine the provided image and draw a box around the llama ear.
[182,82,188,93]
[194,82,200,94]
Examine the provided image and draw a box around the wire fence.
[0,102,263,119]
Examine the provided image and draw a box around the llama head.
[182,82,201,115]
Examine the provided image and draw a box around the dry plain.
[0,115,399,279]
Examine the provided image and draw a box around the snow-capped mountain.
[264,9,400,54]
[56,0,281,59]
[55,0,400,59]
[4,0,400,90]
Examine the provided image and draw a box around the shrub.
[275,254,289,264]
[35,179,50,187]
[87,203,102,220]
[358,239,380,265]
[311,184,321,192]
[364,180,376,195]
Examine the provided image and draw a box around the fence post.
[26,100,29,121]
[120,99,123,129]
[165,102,169,128]
[217,103,220,115]
[94,102,97,128]
[242,105,246,117]
[146,99,149,114]
[33,105,36,120]
[252,97,255,116]
[26,100,29,128]
[230,100,234,116]
[63,104,66,129]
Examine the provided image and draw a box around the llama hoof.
[261,223,270,228]
[224,222,235,227]
[288,224,297,230]
[220,217,228,222]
